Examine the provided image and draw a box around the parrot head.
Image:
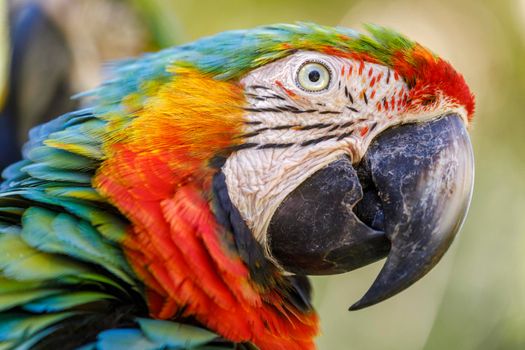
[38,23,474,349]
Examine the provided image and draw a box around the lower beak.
[267,113,474,310]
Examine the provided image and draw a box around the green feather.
[62,273,130,294]
[0,233,88,281]
[0,289,61,312]
[0,278,41,293]
[0,341,15,350]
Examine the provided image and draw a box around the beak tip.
[348,289,388,311]
[348,301,365,311]
[347,283,391,311]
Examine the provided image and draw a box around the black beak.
[267,113,474,310]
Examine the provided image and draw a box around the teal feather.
[52,212,134,283]
[24,111,89,150]
[21,110,105,162]
[20,208,66,253]
[7,190,67,209]
[0,325,61,350]
[136,318,218,348]
[20,163,92,183]
[60,201,128,243]
[95,319,219,350]
[23,291,116,313]
[27,146,97,170]
[1,160,31,185]
[97,329,157,350]
[0,312,76,341]
[46,132,99,151]
[21,208,135,285]
[9,190,127,243]
[10,325,60,350]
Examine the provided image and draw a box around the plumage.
[0,22,475,349]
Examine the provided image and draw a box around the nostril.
[353,160,385,232]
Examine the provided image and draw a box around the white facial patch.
[222,51,414,264]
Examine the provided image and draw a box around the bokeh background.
[2,0,524,349]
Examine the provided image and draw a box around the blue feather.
[1,160,31,184]
[97,329,157,350]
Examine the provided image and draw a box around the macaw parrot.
[0,23,475,350]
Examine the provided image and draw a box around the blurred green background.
[3,0,525,349]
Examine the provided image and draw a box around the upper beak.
[267,113,474,310]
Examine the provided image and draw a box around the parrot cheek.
[267,113,474,310]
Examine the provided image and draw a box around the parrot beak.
[267,113,474,310]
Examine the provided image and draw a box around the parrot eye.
[296,61,331,92]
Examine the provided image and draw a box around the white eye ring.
[296,61,331,92]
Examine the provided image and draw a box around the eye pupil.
[308,70,320,82]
